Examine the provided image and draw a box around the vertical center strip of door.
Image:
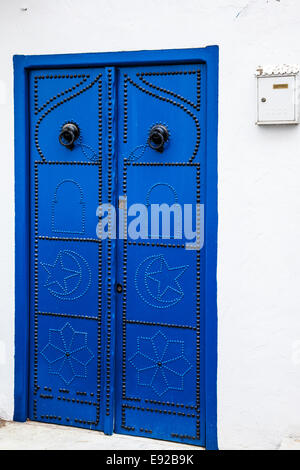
[103,68,117,433]
[96,78,102,427]
[106,70,113,418]
[33,162,38,420]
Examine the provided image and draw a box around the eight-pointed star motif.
[40,322,94,385]
[129,330,192,396]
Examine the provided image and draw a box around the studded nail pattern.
[117,66,204,444]
[30,69,103,429]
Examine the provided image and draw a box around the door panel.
[29,68,108,431]
[28,62,207,445]
[115,64,206,446]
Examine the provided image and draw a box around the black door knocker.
[148,124,169,153]
[59,122,80,149]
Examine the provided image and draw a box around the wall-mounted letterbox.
[256,64,299,125]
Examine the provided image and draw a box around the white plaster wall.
[0,0,300,449]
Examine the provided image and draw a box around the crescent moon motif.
[41,249,92,301]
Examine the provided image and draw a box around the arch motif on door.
[51,179,85,234]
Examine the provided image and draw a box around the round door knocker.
[59,123,80,149]
[148,124,169,153]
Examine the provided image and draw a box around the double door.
[29,63,206,446]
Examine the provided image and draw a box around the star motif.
[41,252,80,294]
[129,331,192,396]
[147,257,188,299]
[40,323,94,385]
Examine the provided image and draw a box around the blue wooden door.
[29,62,206,445]
[115,64,206,446]
[28,67,115,432]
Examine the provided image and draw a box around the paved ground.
[0,420,201,450]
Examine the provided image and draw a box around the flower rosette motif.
[129,330,192,397]
[41,322,94,385]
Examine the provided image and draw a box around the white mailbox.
[256,64,299,125]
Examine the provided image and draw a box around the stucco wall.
[0,0,300,449]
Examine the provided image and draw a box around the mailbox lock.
[148,124,169,152]
[59,122,80,149]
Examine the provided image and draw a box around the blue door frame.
[14,46,218,449]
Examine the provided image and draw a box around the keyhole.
[116,283,123,293]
